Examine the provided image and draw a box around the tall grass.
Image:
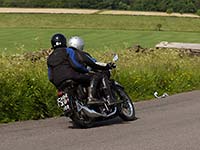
[0,56,61,123]
[0,49,199,123]
[113,49,200,100]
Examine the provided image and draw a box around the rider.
[47,34,113,104]
[68,36,116,104]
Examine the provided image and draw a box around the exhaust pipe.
[76,101,117,118]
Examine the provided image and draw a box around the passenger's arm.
[81,52,110,70]
[66,48,89,73]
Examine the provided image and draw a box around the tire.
[66,96,94,128]
[70,112,94,128]
[116,87,136,121]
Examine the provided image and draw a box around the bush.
[166,8,173,14]
[156,24,162,31]
[0,57,61,123]
[196,9,200,16]
[179,9,184,14]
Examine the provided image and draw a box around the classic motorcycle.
[56,54,136,128]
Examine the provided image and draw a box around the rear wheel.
[116,87,136,121]
[66,96,94,128]
[70,111,94,128]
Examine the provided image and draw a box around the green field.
[0,13,200,54]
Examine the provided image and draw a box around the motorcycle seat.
[58,80,77,91]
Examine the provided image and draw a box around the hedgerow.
[0,49,199,123]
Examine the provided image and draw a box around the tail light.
[57,91,64,97]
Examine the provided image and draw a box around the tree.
[156,24,162,31]
[186,2,197,13]
[195,0,200,9]
[166,8,173,14]
[0,0,199,13]
[197,9,200,15]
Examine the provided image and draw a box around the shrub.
[179,9,184,14]
[156,24,162,31]
[0,57,61,123]
[196,9,200,16]
[166,8,173,14]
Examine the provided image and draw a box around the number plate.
[57,93,69,107]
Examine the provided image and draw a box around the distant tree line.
[1,0,200,13]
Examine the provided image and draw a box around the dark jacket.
[47,47,108,87]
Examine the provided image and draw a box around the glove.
[106,62,116,69]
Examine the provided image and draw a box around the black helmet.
[51,33,67,49]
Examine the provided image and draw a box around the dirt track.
[1,90,200,150]
[0,7,199,18]
[0,7,98,14]
[101,10,200,18]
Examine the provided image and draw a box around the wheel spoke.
[115,86,135,121]
[122,100,133,117]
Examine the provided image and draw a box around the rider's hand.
[111,63,116,68]
[106,62,116,69]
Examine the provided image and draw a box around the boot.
[102,77,115,105]
[87,79,103,105]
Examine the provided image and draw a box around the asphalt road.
[0,90,200,150]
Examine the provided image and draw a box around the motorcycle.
[56,54,136,128]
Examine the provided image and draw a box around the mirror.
[113,54,119,62]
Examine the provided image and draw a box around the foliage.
[156,24,162,31]
[0,49,200,123]
[0,0,200,13]
[197,9,200,16]
[113,49,200,100]
[166,8,173,14]
[0,56,61,123]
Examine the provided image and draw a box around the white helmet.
[68,36,84,51]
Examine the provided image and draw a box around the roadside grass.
[0,56,61,123]
[114,50,200,100]
[94,49,200,100]
[1,49,200,122]
[0,13,200,54]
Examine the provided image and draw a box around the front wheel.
[116,87,136,121]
